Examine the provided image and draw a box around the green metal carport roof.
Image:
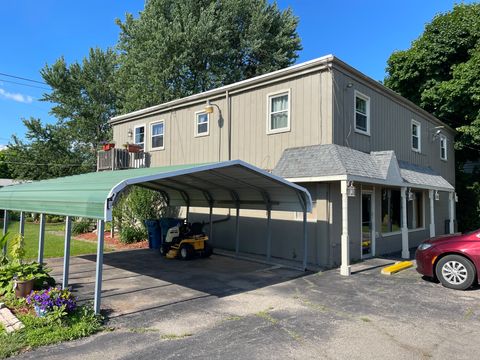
[0,160,312,220]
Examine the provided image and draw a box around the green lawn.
[3,221,103,260]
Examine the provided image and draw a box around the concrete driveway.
[14,252,480,360]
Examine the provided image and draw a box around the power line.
[0,72,47,85]
[0,78,50,91]
[0,160,86,167]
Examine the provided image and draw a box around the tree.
[0,149,13,179]
[6,118,93,180]
[116,0,301,113]
[384,3,480,230]
[41,47,119,153]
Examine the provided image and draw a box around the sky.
[0,0,475,147]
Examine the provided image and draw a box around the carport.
[0,160,312,314]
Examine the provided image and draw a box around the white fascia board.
[286,176,348,183]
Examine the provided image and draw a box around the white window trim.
[133,124,146,150]
[354,90,370,136]
[266,89,291,135]
[150,120,165,151]
[411,119,421,153]
[194,110,210,137]
[439,134,448,161]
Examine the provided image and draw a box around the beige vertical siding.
[112,70,333,170]
[331,68,456,186]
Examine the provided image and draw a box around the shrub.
[72,218,93,235]
[0,262,55,296]
[119,226,146,244]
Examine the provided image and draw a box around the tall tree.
[41,47,119,153]
[384,3,480,230]
[6,118,93,180]
[116,0,301,113]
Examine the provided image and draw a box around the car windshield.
[464,228,480,236]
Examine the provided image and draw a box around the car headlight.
[418,243,433,251]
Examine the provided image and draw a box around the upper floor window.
[354,91,370,135]
[440,134,447,160]
[134,125,145,149]
[267,89,290,134]
[151,121,165,150]
[411,119,421,152]
[195,111,209,137]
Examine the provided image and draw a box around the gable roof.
[273,144,454,191]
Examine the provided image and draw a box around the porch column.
[235,205,240,257]
[302,209,308,271]
[62,216,72,289]
[371,187,376,256]
[340,181,351,276]
[208,205,213,243]
[428,190,435,238]
[94,220,105,315]
[401,187,409,259]
[2,210,8,255]
[38,214,46,264]
[449,192,455,234]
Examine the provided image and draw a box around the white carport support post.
[209,205,213,243]
[449,192,455,234]
[401,187,409,259]
[235,205,240,257]
[62,216,72,289]
[37,214,46,264]
[302,210,308,271]
[2,210,8,255]
[266,208,272,262]
[340,181,351,276]
[94,220,105,315]
[428,190,435,238]
[19,211,25,237]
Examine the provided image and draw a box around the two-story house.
[107,55,456,274]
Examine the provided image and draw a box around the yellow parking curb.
[381,261,413,275]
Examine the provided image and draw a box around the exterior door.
[361,191,373,258]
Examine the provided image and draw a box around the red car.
[416,229,480,290]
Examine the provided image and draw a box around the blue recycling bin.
[144,220,162,249]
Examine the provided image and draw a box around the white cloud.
[0,88,33,104]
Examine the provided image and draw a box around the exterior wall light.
[455,193,458,202]
[408,189,415,201]
[127,128,133,139]
[346,181,356,197]
[204,100,214,114]
[434,190,440,201]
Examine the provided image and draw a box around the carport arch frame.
[1,160,312,315]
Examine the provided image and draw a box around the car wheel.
[435,255,476,290]
[179,244,194,260]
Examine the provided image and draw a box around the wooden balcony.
[97,148,150,171]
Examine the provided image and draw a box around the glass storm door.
[361,192,373,258]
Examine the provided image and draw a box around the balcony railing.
[97,148,150,171]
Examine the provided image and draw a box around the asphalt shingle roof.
[273,144,454,191]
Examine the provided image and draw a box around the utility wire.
[0,78,50,91]
[0,72,47,85]
[0,160,86,167]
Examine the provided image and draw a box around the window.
[407,191,424,229]
[267,90,290,134]
[151,121,165,150]
[411,120,421,152]
[134,125,145,150]
[381,189,401,233]
[354,91,370,135]
[440,135,447,160]
[195,111,209,137]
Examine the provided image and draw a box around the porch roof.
[273,144,454,191]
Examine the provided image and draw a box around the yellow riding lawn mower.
[160,221,213,260]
